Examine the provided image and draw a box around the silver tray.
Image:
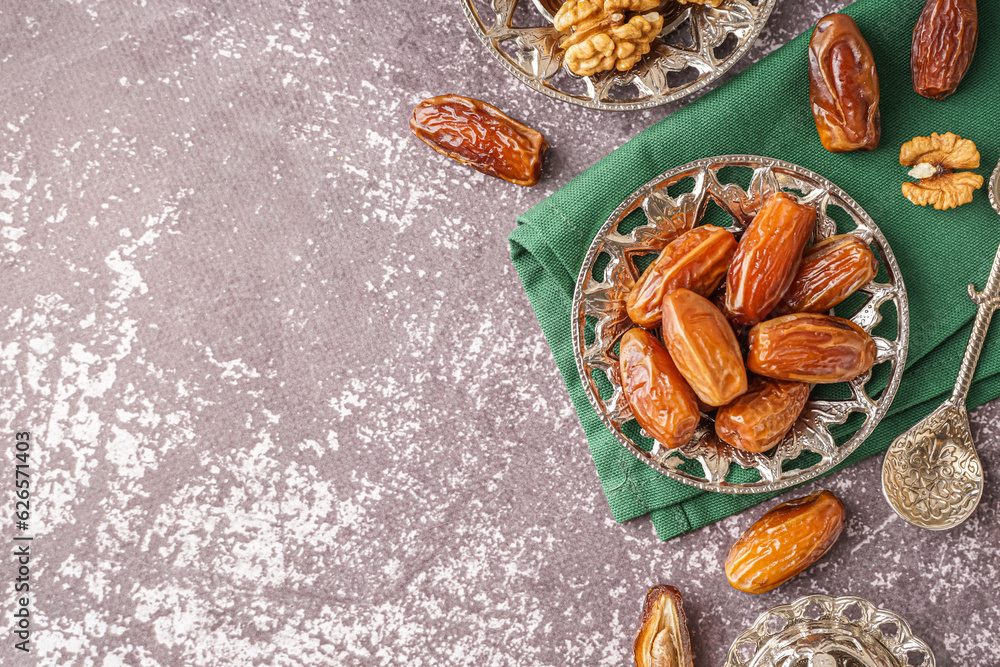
[571,156,909,494]
[724,594,935,667]
[460,0,776,111]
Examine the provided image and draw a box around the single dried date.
[911,0,978,100]
[619,328,700,449]
[747,313,876,383]
[775,234,878,315]
[662,289,747,407]
[726,490,846,594]
[809,14,880,153]
[626,225,737,328]
[715,376,811,453]
[410,95,547,187]
[634,585,695,667]
[725,193,816,326]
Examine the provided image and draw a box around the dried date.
[619,328,701,449]
[725,193,816,326]
[775,234,878,315]
[715,377,811,453]
[626,225,737,328]
[662,289,747,407]
[808,13,880,153]
[726,490,846,594]
[634,585,695,667]
[747,313,876,383]
[912,0,978,100]
[410,94,548,186]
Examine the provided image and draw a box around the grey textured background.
[1,0,998,665]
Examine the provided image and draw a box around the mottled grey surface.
[1,0,998,666]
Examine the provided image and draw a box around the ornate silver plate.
[571,156,909,494]
[459,0,776,111]
[724,594,935,667]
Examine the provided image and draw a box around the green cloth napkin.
[510,0,1000,541]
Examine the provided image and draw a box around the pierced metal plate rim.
[724,594,936,667]
[571,155,910,494]
[990,159,1000,215]
[459,0,778,112]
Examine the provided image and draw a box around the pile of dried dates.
[621,190,878,455]
[404,1,990,665]
[622,186,865,665]
[628,2,985,663]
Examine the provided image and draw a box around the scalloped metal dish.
[725,595,935,667]
[571,156,909,494]
[459,0,776,111]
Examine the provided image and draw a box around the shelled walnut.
[676,0,723,5]
[553,0,664,77]
[900,131,983,210]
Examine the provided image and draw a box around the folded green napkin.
[510,0,1000,540]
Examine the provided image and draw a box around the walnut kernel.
[902,172,984,210]
[554,0,664,77]
[900,132,983,210]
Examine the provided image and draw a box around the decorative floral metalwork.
[460,0,776,110]
[725,594,936,667]
[882,405,983,529]
[572,156,909,494]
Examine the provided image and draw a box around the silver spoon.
[881,160,1000,530]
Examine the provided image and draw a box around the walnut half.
[899,131,984,210]
[554,0,664,77]
[633,585,695,667]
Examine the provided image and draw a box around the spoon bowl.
[881,160,1000,529]
[881,401,984,529]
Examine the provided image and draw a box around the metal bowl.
[725,594,935,667]
[460,0,776,111]
[571,156,909,494]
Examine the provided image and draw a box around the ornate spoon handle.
[952,241,1000,405]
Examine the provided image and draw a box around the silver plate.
[460,0,776,111]
[571,156,909,494]
[724,594,935,667]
